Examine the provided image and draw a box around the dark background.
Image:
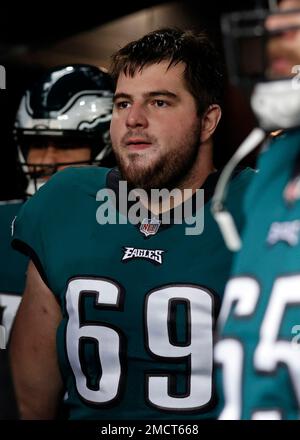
[0,0,259,199]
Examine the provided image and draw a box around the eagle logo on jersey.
[122,247,165,265]
[139,218,161,237]
[267,220,300,246]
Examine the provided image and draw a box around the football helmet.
[14,64,114,195]
[212,0,300,250]
[222,0,300,131]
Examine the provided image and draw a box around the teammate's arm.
[9,260,63,419]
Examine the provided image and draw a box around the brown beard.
[114,123,202,191]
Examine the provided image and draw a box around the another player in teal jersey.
[0,200,28,339]
[213,0,300,420]
[0,65,114,419]
[0,64,114,339]
[10,28,253,420]
[0,201,25,420]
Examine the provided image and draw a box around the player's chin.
[119,147,160,173]
[126,148,157,163]
[123,155,158,179]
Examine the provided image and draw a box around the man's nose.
[126,103,148,129]
[42,145,59,164]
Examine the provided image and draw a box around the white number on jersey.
[0,293,22,343]
[65,278,214,410]
[216,275,300,420]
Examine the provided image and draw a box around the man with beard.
[9,28,253,419]
[214,0,300,420]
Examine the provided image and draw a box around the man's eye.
[115,101,130,109]
[154,100,168,107]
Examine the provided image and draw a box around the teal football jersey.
[12,166,253,420]
[216,130,300,420]
[0,200,28,339]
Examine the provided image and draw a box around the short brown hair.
[109,27,224,115]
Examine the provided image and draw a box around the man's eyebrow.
[146,90,178,99]
[113,93,131,103]
[113,90,178,103]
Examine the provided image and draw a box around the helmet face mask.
[222,8,269,92]
[14,64,114,195]
[17,136,97,196]
[222,1,300,131]
[212,0,300,250]
[222,2,300,91]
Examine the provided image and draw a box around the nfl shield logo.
[139,218,161,237]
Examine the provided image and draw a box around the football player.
[213,0,300,419]
[0,63,114,338]
[10,28,253,419]
[0,64,114,418]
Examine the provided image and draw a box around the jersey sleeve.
[11,166,109,292]
[11,168,76,288]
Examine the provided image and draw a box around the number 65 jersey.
[216,131,300,420]
[12,166,252,420]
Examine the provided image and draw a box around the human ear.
[200,104,222,143]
